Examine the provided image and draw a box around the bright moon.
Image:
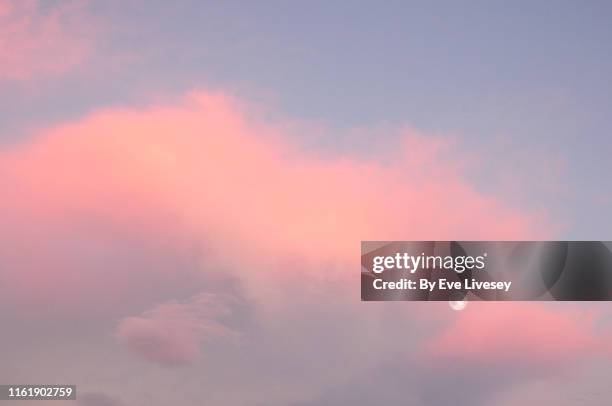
[449,299,467,311]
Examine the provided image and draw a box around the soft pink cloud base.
[425,303,612,368]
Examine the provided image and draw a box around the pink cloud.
[115,293,238,367]
[0,91,546,312]
[0,90,556,367]
[424,303,612,368]
[0,0,93,81]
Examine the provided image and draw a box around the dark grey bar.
[0,385,76,400]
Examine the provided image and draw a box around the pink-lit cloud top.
[0,92,543,312]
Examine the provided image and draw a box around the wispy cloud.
[116,293,239,367]
[0,0,94,81]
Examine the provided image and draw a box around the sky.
[1,1,612,405]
